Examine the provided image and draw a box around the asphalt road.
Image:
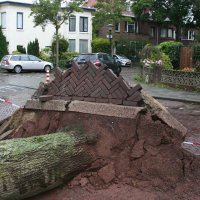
[0,70,47,121]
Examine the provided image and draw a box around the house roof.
[0,0,32,6]
[0,0,96,11]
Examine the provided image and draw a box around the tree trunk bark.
[0,132,93,200]
[56,26,59,68]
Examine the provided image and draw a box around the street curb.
[153,96,200,104]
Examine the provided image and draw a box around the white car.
[0,54,53,73]
[113,54,132,67]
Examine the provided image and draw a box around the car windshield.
[118,55,128,59]
[77,54,96,62]
[107,55,114,62]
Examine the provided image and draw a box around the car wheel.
[44,65,51,72]
[14,65,22,73]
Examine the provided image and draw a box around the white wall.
[0,3,93,54]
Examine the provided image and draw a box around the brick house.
[84,0,197,46]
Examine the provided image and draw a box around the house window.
[79,39,88,53]
[80,17,88,32]
[0,12,6,29]
[115,23,120,32]
[69,15,76,32]
[168,28,173,38]
[188,30,195,40]
[150,27,155,37]
[17,12,23,29]
[173,30,176,39]
[160,28,167,38]
[125,21,136,33]
[68,39,76,52]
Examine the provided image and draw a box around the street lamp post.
[107,24,114,55]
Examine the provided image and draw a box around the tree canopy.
[132,0,196,41]
[93,0,130,34]
[30,0,83,67]
[0,27,8,59]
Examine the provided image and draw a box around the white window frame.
[0,12,6,29]
[150,26,155,37]
[80,17,88,32]
[17,12,23,29]
[167,28,173,38]
[69,15,76,32]
[188,30,195,40]
[125,21,137,33]
[79,39,88,53]
[115,22,120,32]
[68,39,76,52]
[160,28,167,38]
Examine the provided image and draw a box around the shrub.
[59,51,79,69]
[158,41,184,69]
[116,39,147,61]
[140,44,173,70]
[160,53,173,70]
[39,47,52,62]
[192,44,200,64]
[27,38,40,57]
[0,27,8,59]
[51,36,69,58]
[17,45,26,54]
[91,37,110,54]
[193,61,200,72]
[140,44,161,61]
[61,51,79,60]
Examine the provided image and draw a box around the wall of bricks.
[37,62,143,106]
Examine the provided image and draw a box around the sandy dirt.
[26,99,200,200]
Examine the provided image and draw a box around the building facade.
[0,0,94,54]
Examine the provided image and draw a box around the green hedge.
[0,27,8,59]
[158,41,183,69]
[91,37,110,53]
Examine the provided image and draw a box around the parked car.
[0,54,53,73]
[113,54,132,67]
[76,53,121,76]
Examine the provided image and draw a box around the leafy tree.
[191,0,200,27]
[27,39,40,57]
[17,45,26,54]
[132,0,193,41]
[0,27,8,59]
[30,0,82,67]
[93,0,130,52]
[51,36,69,58]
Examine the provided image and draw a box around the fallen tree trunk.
[0,132,93,200]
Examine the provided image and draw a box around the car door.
[29,55,43,70]
[102,54,115,70]
[20,55,30,70]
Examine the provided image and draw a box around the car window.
[102,55,109,61]
[2,56,7,61]
[89,55,96,61]
[107,55,114,62]
[20,55,29,61]
[97,54,103,61]
[77,54,92,62]
[118,55,128,59]
[10,55,20,61]
[29,55,41,61]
